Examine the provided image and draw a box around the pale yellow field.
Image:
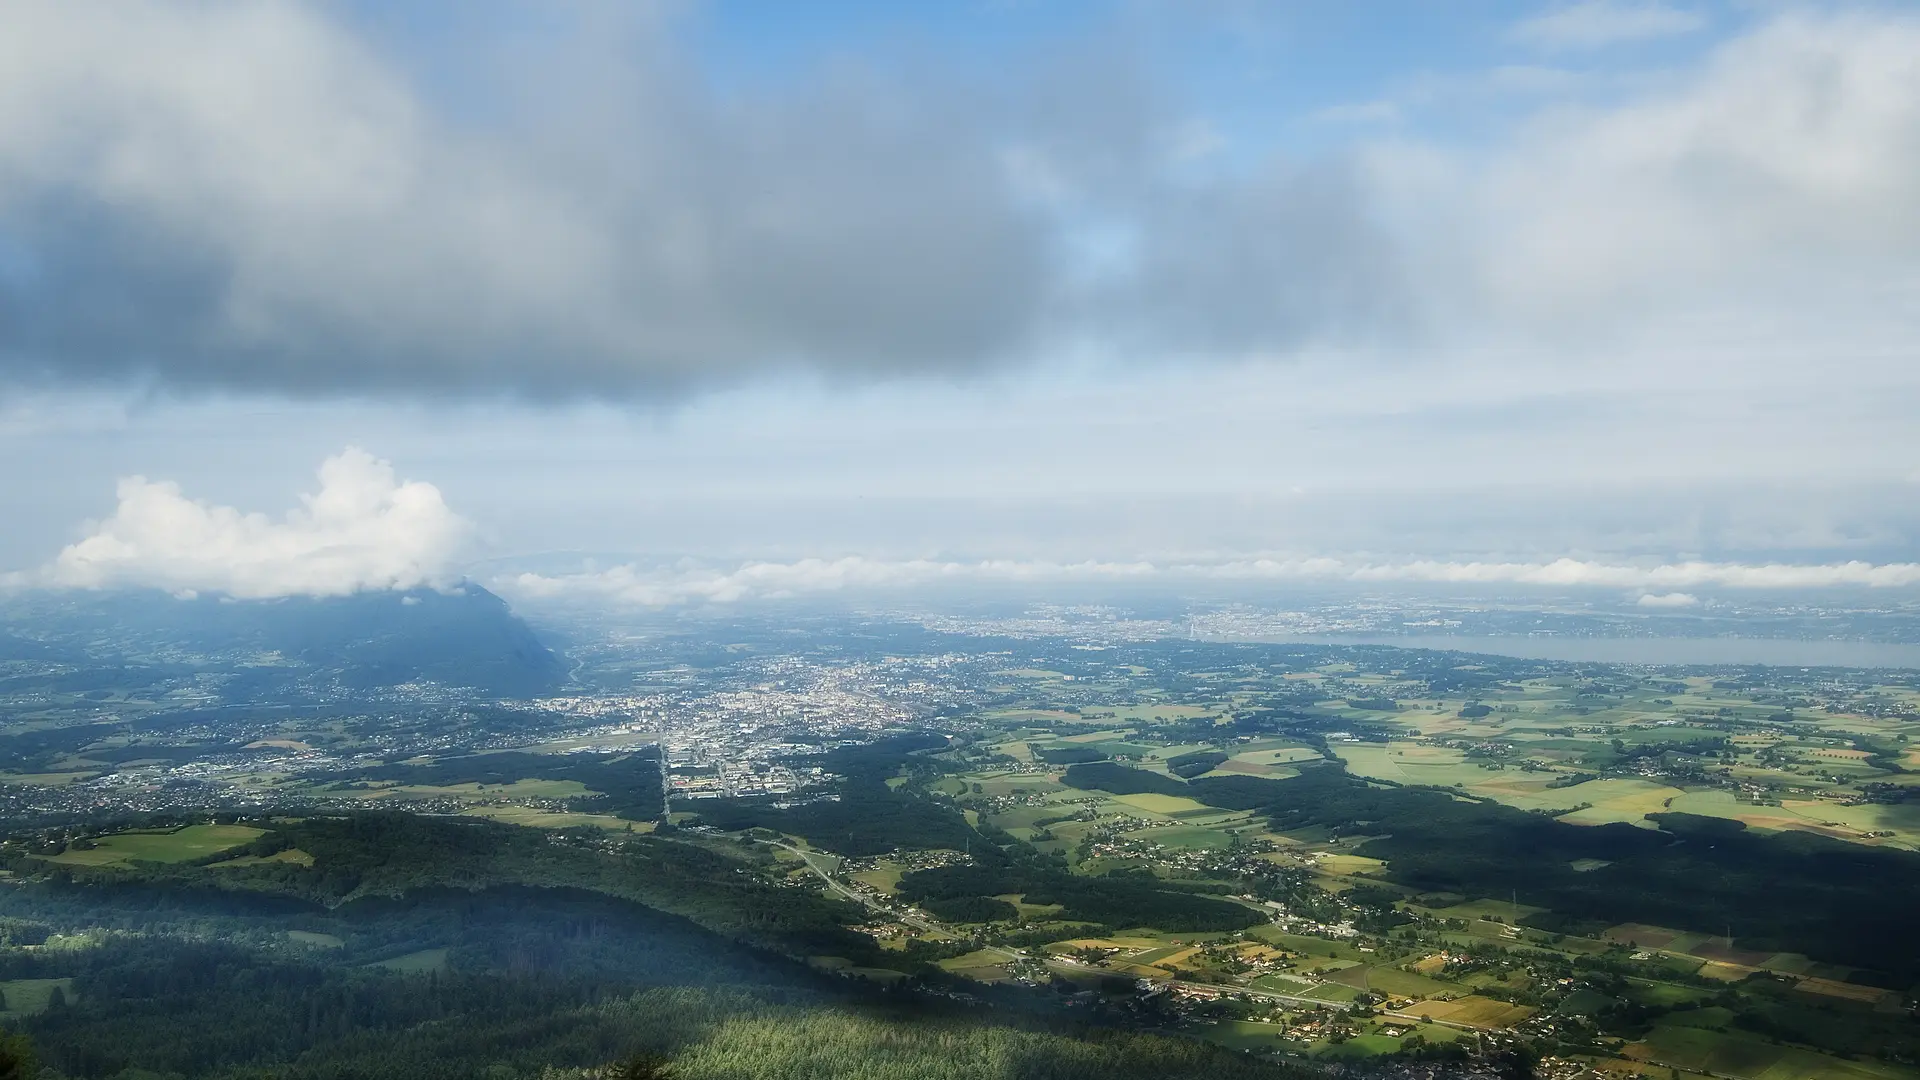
[1155,947,1203,970]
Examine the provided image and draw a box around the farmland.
[770,637,1920,1074]
[5,610,1920,1077]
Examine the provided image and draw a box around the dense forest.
[0,880,1306,1079]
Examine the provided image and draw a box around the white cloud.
[1418,12,1920,337]
[1512,2,1705,50]
[0,2,1067,393]
[1288,557,1920,589]
[1636,591,1700,607]
[48,448,466,598]
[499,555,1920,607]
[0,3,1912,410]
[504,557,1158,607]
[0,1,1388,397]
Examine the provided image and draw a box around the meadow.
[45,824,265,867]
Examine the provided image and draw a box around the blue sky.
[3,1,1920,603]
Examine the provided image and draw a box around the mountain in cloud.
[6,583,566,698]
[199,584,567,697]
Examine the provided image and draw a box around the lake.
[1203,634,1920,669]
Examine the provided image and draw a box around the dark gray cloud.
[6,5,1917,401]
[0,2,1395,398]
[1114,160,1410,352]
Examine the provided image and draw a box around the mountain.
[1,584,567,698]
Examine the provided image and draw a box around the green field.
[43,824,266,867]
[370,948,449,972]
[1551,779,1688,826]
[1327,963,1460,999]
[1630,1022,1913,1080]
[212,847,316,868]
[1333,742,1477,782]
[1109,792,1212,815]
[1201,1019,1296,1052]
[0,978,75,1016]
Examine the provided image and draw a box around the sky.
[3,0,1920,607]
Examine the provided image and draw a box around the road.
[757,838,952,938]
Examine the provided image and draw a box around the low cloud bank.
[1636,591,1701,608]
[47,448,466,598]
[501,555,1920,607]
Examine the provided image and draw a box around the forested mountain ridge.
[0,816,1313,1080]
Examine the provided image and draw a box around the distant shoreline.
[1194,633,1920,669]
